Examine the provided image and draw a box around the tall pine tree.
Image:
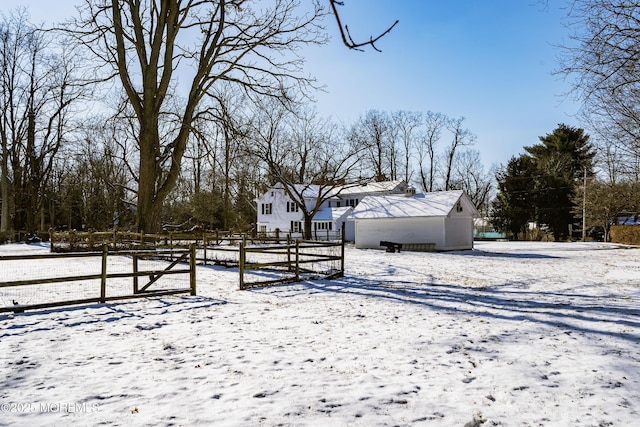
[491,155,537,239]
[525,124,595,240]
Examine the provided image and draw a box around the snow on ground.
[0,241,639,426]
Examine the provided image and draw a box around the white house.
[255,181,411,240]
[349,190,480,251]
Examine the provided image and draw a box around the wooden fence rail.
[48,230,304,253]
[238,237,344,290]
[0,244,196,313]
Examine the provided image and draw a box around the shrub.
[610,225,640,245]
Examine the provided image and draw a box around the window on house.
[456,202,463,212]
[259,225,267,233]
[286,201,299,212]
[313,222,333,230]
[290,221,302,232]
[262,203,272,215]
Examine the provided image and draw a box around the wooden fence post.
[189,243,197,296]
[239,235,246,290]
[340,228,345,277]
[295,240,300,281]
[287,235,292,272]
[100,244,108,303]
[133,252,139,293]
[49,229,55,252]
[202,232,207,266]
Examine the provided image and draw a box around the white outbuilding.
[350,190,480,251]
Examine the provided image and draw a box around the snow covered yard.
[1,241,639,426]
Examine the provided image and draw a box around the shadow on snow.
[263,275,639,344]
[0,295,227,339]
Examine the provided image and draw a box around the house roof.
[313,206,353,221]
[337,180,407,196]
[616,216,640,225]
[270,181,408,201]
[350,190,479,219]
[280,184,339,200]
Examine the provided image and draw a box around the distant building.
[350,190,479,251]
[255,181,411,240]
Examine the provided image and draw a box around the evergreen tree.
[525,124,595,240]
[490,155,537,239]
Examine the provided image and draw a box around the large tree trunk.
[136,165,157,233]
[303,214,313,240]
[0,136,9,232]
[25,110,39,232]
[136,123,161,233]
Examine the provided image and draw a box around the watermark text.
[1,402,100,413]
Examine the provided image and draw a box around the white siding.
[444,217,474,250]
[354,216,474,251]
[354,217,446,249]
[344,219,356,242]
[256,188,303,232]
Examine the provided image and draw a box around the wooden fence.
[48,229,299,253]
[49,230,231,252]
[238,237,344,290]
[0,244,196,313]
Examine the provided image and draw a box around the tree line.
[490,0,640,241]
[5,1,640,242]
[491,122,640,242]
[0,5,492,237]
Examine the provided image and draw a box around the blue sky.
[304,1,580,169]
[3,1,578,170]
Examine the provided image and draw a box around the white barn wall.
[350,190,478,251]
[345,220,356,242]
[354,217,446,249]
[444,217,474,250]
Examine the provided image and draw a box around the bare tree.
[416,111,446,192]
[391,110,422,184]
[206,86,251,230]
[68,0,327,232]
[249,99,363,239]
[573,178,640,241]
[349,109,393,182]
[558,1,640,176]
[52,118,135,230]
[450,149,494,214]
[0,9,84,233]
[443,116,475,190]
[328,0,398,52]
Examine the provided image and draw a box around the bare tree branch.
[328,0,398,52]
